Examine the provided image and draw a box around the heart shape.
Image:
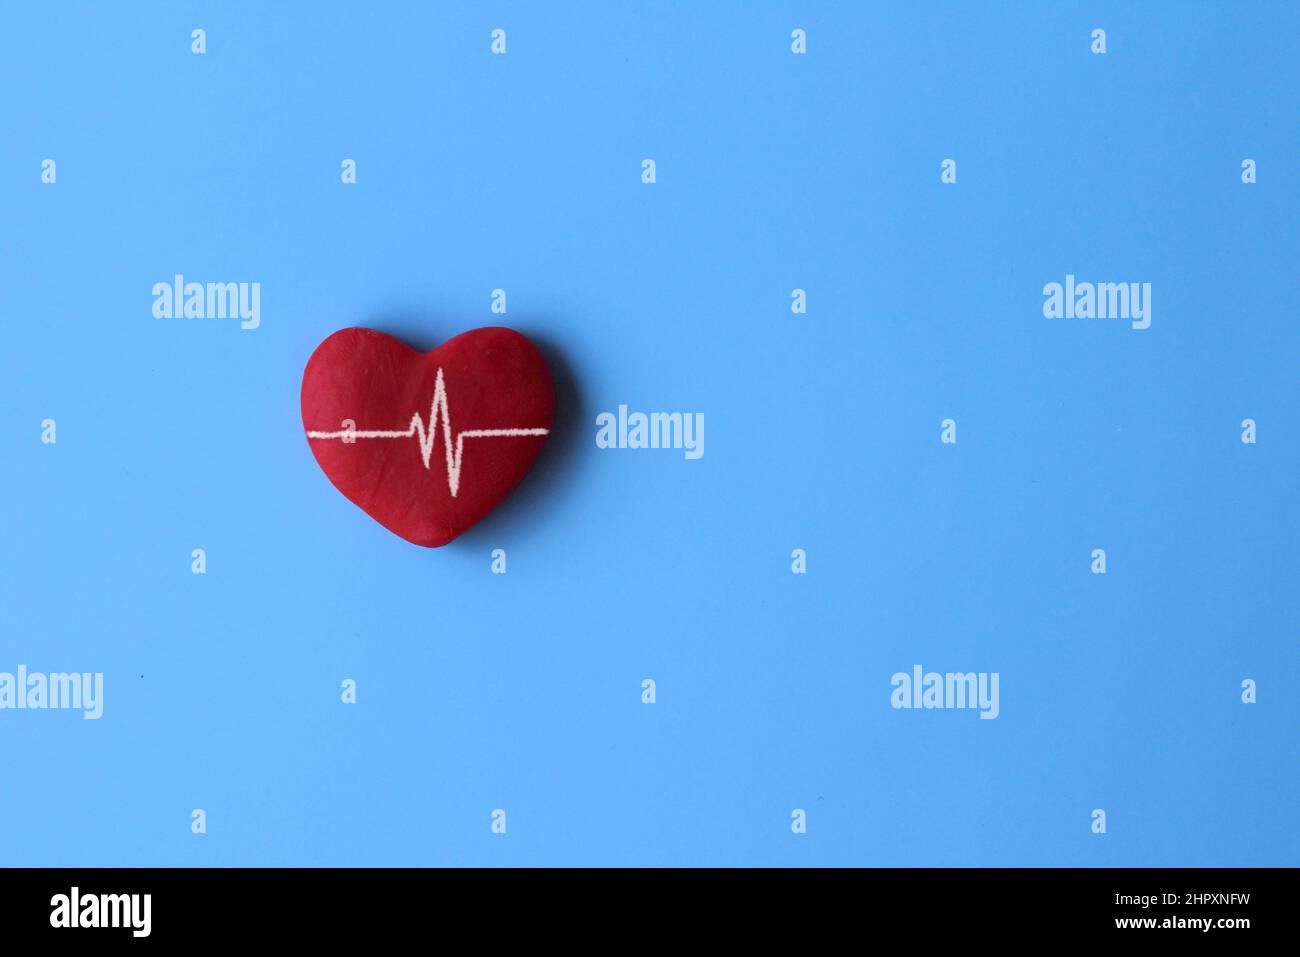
[301,326,554,547]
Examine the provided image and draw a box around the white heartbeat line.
[305,368,549,497]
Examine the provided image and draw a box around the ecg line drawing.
[305,368,549,497]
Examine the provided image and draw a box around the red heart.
[301,327,554,547]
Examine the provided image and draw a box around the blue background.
[1,2,1296,866]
